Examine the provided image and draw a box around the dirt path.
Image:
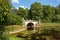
[8,28,26,34]
[7,24,40,34]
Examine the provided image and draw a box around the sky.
[11,0,60,9]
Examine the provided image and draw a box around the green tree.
[12,8,19,15]
[10,8,23,25]
[17,7,29,20]
[18,7,25,18]
[0,0,11,40]
[29,2,43,20]
[24,8,29,19]
[53,4,60,23]
[42,5,55,22]
[56,4,60,22]
[6,13,23,25]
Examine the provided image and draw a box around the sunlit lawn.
[9,37,25,40]
[42,23,60,26]
[5,23,60,33]
[5,25,24,32]
[5,23,60,40]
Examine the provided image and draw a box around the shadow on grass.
[0,25,9,40]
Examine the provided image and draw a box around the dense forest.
[0,0,60,40]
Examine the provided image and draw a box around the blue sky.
[11,0,60,9]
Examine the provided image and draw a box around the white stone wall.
[23,20,38,27]
[22,18,41,27]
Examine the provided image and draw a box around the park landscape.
[0,0,60,40]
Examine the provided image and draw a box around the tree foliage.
[0,0,11,40]
[29,2,43,20]
[0,0,11,25]
[28,2,60,23]
[42,5,55,22]
[11,2,60,23]
[0,0,23,40]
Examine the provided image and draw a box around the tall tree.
[8,8,23,25]
[54,4,60,22]
[17,7,29,20]
[24,8,29,19]
[42,5,55,22]
[18,7,25,18]
[29,2,43,20]
[0,0,11,40]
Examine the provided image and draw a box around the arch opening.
[27,22,34,30]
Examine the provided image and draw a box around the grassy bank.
[42,23,60,26]
[5,23,60,40]
[5,25,24,32]
[9,37,25,40]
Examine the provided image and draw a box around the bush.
[6,13,23,25]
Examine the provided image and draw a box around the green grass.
[5,23,60,32]
[4,23,60,40]
[5,25,24,32]
[9,37,25,40]
[41,23,60,26]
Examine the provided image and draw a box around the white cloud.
[20,6,30,9]
[15,6,30,10]
[15,6,25,9]
[12,0,19,3]
[28,8,30,9]
[15,7,19,9]
[20,6,25,9]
